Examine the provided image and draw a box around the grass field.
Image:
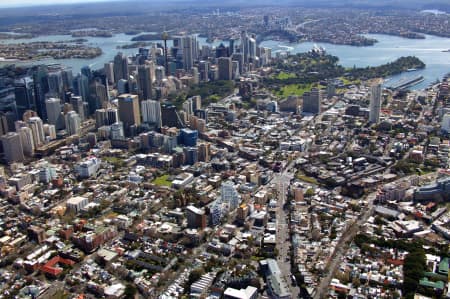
[338,77,361,86]
[296,173,319,185]
[275,83,312,97]
[153,174,172,187]
[275,72,297,80]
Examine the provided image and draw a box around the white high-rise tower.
[369,84,382,124]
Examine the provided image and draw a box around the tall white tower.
[369,84,382,124]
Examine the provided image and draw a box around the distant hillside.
[0,0,449,16]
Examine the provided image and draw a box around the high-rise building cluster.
[0,32,272,163]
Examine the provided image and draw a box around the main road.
[272,161,299,298]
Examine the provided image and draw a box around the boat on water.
[278,45,294,51]
[389,75,425,90]
[442,49,450,52]
[406,68,417,72]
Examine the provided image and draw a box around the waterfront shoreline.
[0,33,448,91]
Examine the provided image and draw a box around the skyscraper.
[218,57,233,81]
[75,73,89,102]
[107,108,119,126]
[232,53,244,75]
[229,39,235,55]
[95,109,107,128]
[113,52,129,84]
[0,112,10,136]
[28,116,45,148]
[45,98,62,129]
[216,43,228,58]
[196,118,206,133]
[141,100,161,128]
[182,98,193,116]
[88,81,108,114]
[302,88,322,115]
[172,35,184,68]
[162,31,170,76]
[172,35,198,71]
[65,111,81,136]
[18,126,34,156]
[259,47,272,66]
[14,120,27,133]
[221,181,240,211]
[61,69,74,92]
[110,122,125,140]
[182,35,198,71]
[191,95,201,111]
[14,77,35,119]
[137,64,153,101]
[210,200,223,226]
[369,84,382,124]
[201,45,211,59]
[81,65,92,81]
[248,35,257,62]
[118,94,140,136]
[241,31,249,65]
[47,71,63,95]
[70,95,85,121]
[43,124,56,140]
[32,66,50,120]
[1,132,24,163]
[232,61,240,79]
[263,15,270,27]
[198,143,210,162]
[199,61,209,82]
[191,67,199,85]
[104,62,115,85]
[327,83,336,99]
[180,128,198,147]
[117,79,129,95]
[165,135,179,153]
[161,104,185,128]
[183,147,198,165]
[186,206,206,229]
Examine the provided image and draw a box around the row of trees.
[187,80,235,103]
[266,52,343,86]
[403,246,426,298]
[170,80,235,109]
[348,56,425,80]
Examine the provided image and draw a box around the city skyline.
[0,1,449,298]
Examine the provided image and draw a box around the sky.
[0,0,113,8]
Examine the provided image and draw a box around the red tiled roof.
[40,256,75,276]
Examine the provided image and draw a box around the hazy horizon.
[0,0,449,10]
[0,0,116,8]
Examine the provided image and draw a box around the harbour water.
[0,33,225,73]
[260,34,450,90]
[0,32,449,90]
